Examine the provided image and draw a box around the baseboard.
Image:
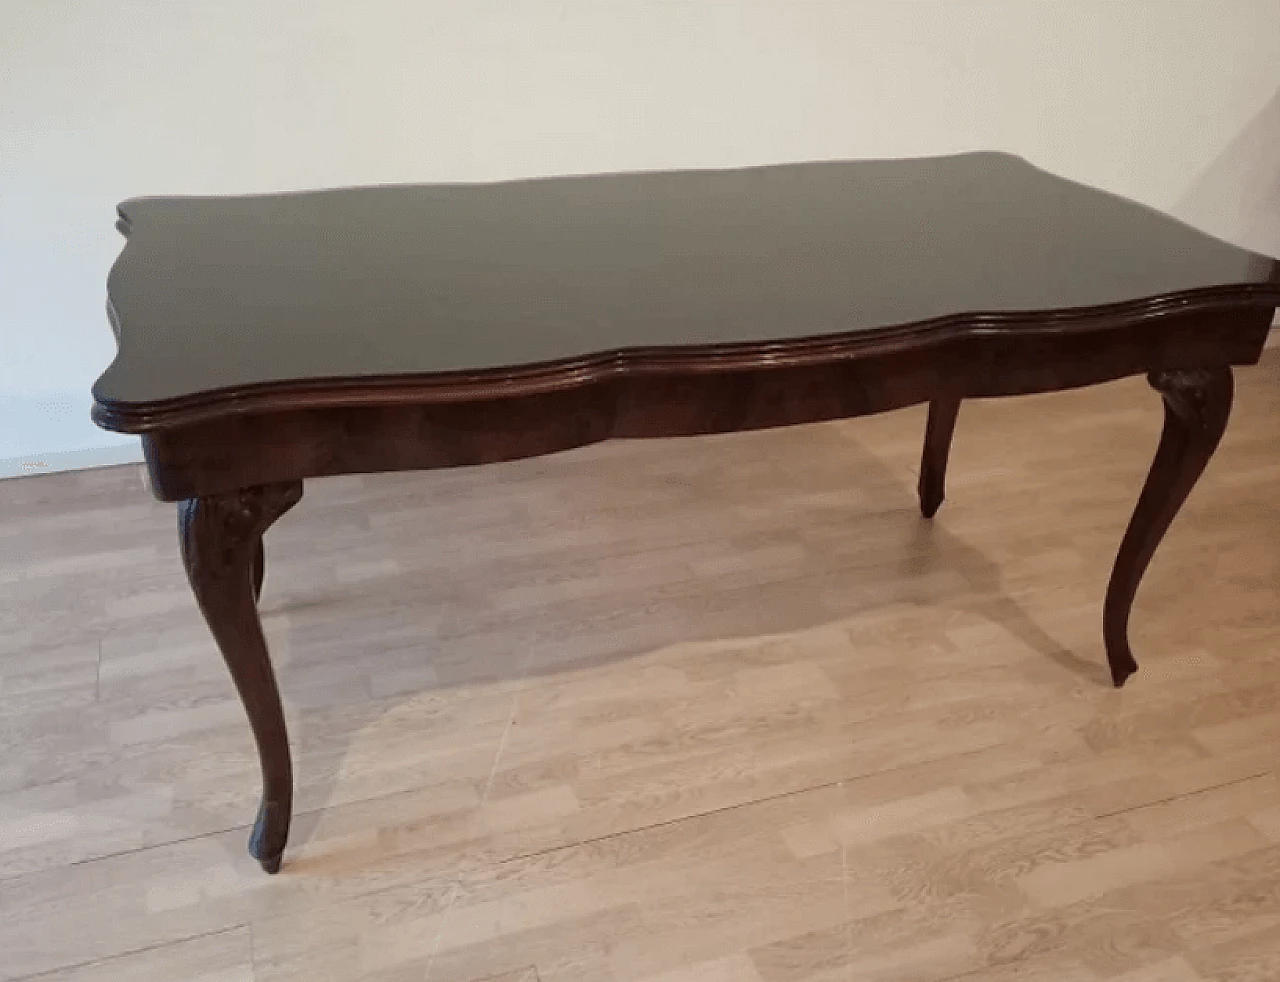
[0,442,144,480]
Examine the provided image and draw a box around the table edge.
[92,284,1280,434]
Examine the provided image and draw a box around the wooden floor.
[4,354,1280,982]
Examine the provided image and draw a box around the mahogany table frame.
[92,208,1280,875]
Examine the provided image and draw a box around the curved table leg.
[1103,368,1233,688]
[919,397,961,518]
[178,481,303,872]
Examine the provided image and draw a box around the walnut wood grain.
[177,481,302,872]
[129,307,1274,502]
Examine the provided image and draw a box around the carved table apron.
[91,154,1280,872]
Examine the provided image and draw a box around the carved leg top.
[179,482,303,577]
[1148,368,1234,434]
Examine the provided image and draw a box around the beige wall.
[3,0,1279,467]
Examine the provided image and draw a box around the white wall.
[4,0,1280,474]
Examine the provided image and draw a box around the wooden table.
[92,153,1280,873]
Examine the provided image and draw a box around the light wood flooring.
[3,354,1280,982]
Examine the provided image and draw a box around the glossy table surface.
[94,151,1279,410]
[89,152,1280,875]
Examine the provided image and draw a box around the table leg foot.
[919,397,961,518]
[247,796,288,873]
[259,853,283,875]
[179,481,303,873]
[1109,647,1139,688]
[1103,367,1232,685]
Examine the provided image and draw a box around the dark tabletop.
[94,152,1279,407]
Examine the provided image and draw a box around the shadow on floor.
[265,417,1115,866]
